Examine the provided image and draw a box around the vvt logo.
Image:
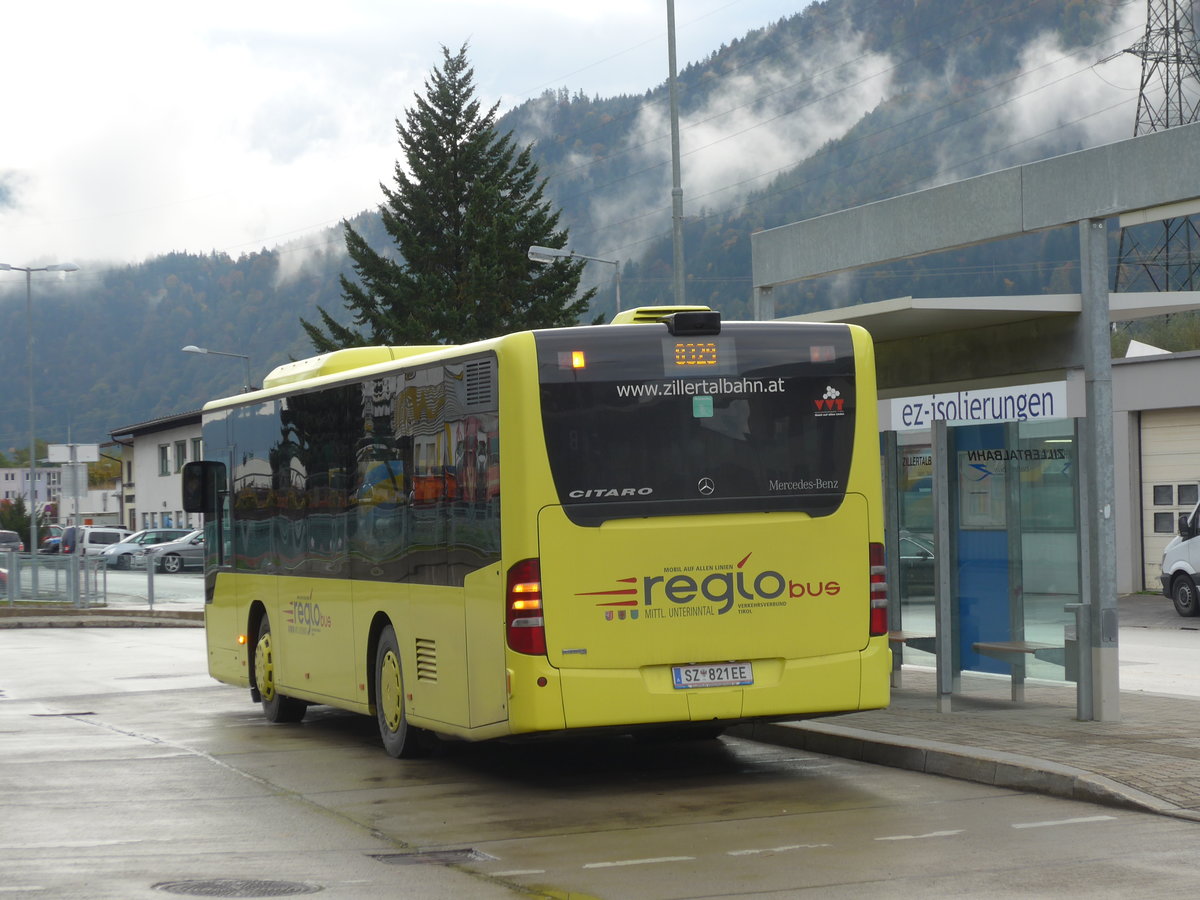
[814,385,844,413]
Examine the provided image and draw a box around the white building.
[0,466,60,512]
[110,411,203,533]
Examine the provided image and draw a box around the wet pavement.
[7,587,1200,822]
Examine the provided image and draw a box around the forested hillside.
[0,0,1159,451]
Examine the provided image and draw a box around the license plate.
[671,662,753,689]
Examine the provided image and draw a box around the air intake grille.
[463,358,495,409]
[415,637,438,682]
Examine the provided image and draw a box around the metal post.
[24,269,39,600]
[1074,415,1096,720]
[68,553,80,609]
[1004,422,1027,702]
[666,0,686,306]
[882,431,903,687]
[3,262,78,594]
[933,419,956,711]
[1079,217,1120,721]
[1065,602,1093,720]
[4,551,14,605]
[753,285,774,321]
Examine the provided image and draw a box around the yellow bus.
[183,307,889,757]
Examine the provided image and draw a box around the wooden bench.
[972,640,1065,701]
[888,631,936,687]
[888,631,936,654]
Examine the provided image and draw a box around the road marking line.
[1012,815,1117,829]
[728,844,831,856]
[0,838,174,850]
[875,830,964,841]
[492,870,546,877]
[583,856,695,869]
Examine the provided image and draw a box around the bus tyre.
[375,624,427,758]
[255,615,307,723]
[1172,575,1200,617]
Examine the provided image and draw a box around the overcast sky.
[0,0,811,270]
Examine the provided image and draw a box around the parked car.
[59,525,133,556]
[898,530,936,599]
[100,528,192,569]
[0,530,24,553]
[146,531,205,573]
[40,524,64,553]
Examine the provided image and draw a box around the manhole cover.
[368,848,492,865]
[152,880,322,897]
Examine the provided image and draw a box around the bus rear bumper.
[539,640,891,731]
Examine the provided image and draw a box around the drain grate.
[368,848,493,866]
[152,879,322,897]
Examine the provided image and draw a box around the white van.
[1161,503,1200,616]
[60,525,133,557]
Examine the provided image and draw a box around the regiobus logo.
[283,591,333,635]
[576,552,841,617]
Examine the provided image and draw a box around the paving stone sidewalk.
[737,667,1200,821]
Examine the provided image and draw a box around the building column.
[1079,217,1120,722]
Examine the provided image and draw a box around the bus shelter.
[750,122,1200,721]
[880,378,1085,707]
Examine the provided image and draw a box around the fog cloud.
[585,29,896,260]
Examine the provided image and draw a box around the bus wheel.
[254,615,307,723]
[375,624,427,758]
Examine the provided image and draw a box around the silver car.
[0,530,23,553]
[145,531,205,574]
[100,528,191,569]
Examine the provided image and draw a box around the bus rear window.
[535,322,858,525]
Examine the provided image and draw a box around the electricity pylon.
[1112,0,1200,292]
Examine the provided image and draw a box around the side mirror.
[1180,513,1194,540]
[182,461,227,515]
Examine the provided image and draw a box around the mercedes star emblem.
[697,477,715,496]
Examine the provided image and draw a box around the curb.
[732,720,1200,823]
[0,607,203,628]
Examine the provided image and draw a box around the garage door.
[1140,408,1200,590]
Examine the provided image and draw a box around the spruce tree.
[302,44,592,351]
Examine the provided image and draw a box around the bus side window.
[218,489,231,567]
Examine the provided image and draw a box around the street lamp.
[182,345,254,392]
[527,245,622,313]
[666,0,686,306]
[0,261,80,599]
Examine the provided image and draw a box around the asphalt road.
[4,627,1200,898]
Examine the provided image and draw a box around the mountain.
[0,0,1142,452]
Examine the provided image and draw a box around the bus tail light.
[507,558,546,655]
[869,542,888,636]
